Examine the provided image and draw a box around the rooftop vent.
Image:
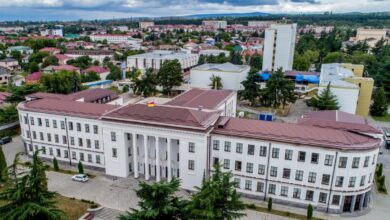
[217,117,230,128]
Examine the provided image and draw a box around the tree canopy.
[132,68,157,97]
[309,82,340,110]
[157,60,182,95]
[263,68,296,108]
[40,70,84,94]
[370,86,388,116]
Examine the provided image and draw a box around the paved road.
[1,135,25,166]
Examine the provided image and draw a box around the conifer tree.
[53,157,59,171]
[370,86,388,116]
[311,82,340,110]
[78,161,84,174]
[0,145,7,182]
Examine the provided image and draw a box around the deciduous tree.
[157,60,182,95]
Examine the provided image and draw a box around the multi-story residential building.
[190,62,250,90]
[319,63,374,117]
[0,67,11,85]
[247,21,276,28]
[352,28,388,47]
[7,46,33,55]
[139,21,155,29]
[202,20,227,29]
[0,58,20,71]
[90,34,142,47]
[18,88,380,215]
[40,28,63,37]
[127,50,199,71]
[65,50,114,63]
[262,23,297,72]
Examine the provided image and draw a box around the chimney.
[198,105,203,111]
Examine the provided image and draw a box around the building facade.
[202,20,227,29]
[262,23,297,72]
[18,88,380,215]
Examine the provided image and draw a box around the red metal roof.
[27,89,118,104]
[166,88,235,110]
[298,110,382,134]
[82,66,109,74]
[102,104,221,130]
[212,117,380,150]
[53,64,80,72]
[25,72,42,81]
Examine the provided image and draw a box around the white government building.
[18,88,381,214]
[262,23,297,72]
[127,50,199,71]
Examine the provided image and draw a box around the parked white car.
[71,174,89,182]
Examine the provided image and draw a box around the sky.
[0,0,389,21]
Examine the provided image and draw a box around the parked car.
[0,136,12,145]
[71,174,89,182]
[385,131,390,149]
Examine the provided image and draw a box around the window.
[112,148,117,158]
[188,142,195,153]
[236,143,243,153]
[32,131,37,139]
[56,149,61,157]
[235,161,242,171]
[49,147,53,155]
[319,192,327,203]
[348,176,356,187]
[335,176,344,187]
[247,144,255,155]
[78,138,83,147]
[76,123,81,131]
[64,150,68,158]
[111,132,116,142]
[88,154,92,162]
[369,173,372,183]
[272,148,279,158]
[38,118,42,126]
[62,136,67,144]
[364,156,370,167]
[42,146,46,154]
[85,124,90,133]
[24,116,28,124]
[54,134,59,143]
[305,190,314,201]
[332,195,340,205]
[87,139,91,148]
[246,163,253,173]
[280,186,288,196]
[30,117,34,125]
[256,182,264,192]
[45,119,50,127]
[68,122,73,130]
[283,168,291,179]
[295,170,304,181]
[245,180,252,190]
[322,174,330,185]
[285,149,293,160]
[234,178,240,188]
[270,166,277,177]
[96,155,101,164]
[298,151,306,162]
[61,121,65,129]
[293,188,301,199]
[325,154,334,166]
[224,141,231,152]
[188,160,195,170]
[352,157,360,168]
[93,125,98,134]
[94,140,99,149]
[80,153,84,161]
[360,175,366,186]
[268,184,276,194]
[72,152,76,160]
[39,132,44,141]
[311,153,319,164]
[47,133,51,142]
[308,172,316,183]
[213,140,219,150]
[52,120,57,128]
[258,164,265,175]
[223,159,230,169]
[213,157,219,166]
[339,157,347,168]
[26,130,31,138]
[372,154,376,165]
[260,146,267,157]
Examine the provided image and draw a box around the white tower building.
[262,23,297,72]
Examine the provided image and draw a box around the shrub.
[307,204,313,219]
[78,161,84,174]
[53,157,59,171]
[378,175,386,186]
[376,163,383,177]
[90,204,99,209]
[268,197,272,211]
[247,203,256,209]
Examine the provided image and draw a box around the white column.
[156,137,161,182]
[132,133,139,178]
[167,138,172,181]
[144,135,149,180]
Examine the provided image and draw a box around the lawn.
[372,114,390,122]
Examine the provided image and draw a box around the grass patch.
[247,203,324,220]
[372,114,390,122]
[56,195,90,220]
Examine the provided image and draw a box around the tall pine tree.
[370,86,388,116]
[311,82,340,110]
[0,145,7,182]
